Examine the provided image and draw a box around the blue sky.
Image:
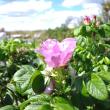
[0,0,103,31]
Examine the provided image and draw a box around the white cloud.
[62,0,103,7]
[0,0,52,14]
[0,0,103,31]
[62,0,84,7]
[83,3,102,16]
[0,7,103,31]
[62,0,102,16]
[0,9,82,31]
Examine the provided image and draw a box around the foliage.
[0,39,41,107]
[47,26,74,41]
[0,16,110,110]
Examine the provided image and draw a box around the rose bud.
[44,78,55,95]
[84,16,91,25]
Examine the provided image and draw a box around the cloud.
[62,0,103,7]
[83,3,102,16]
[0,0,52,15]
[62,0,102,16]
[0,9,82,31]
[0,7,103,31]
[85,0,104,4]
[0,0,103,31]
[62,0,84,7]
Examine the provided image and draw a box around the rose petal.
[60,38,76,52]
[35,38,77,68]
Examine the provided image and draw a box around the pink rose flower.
[36,38,76,68]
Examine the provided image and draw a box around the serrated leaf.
[13,65,35,94]
[24,104,52,110]
[97,71,110,82]
[20,94,51,110]
[24,104,39,110]
[0,105,16,110]
[87,74,108,100]
[36,104,52,110]
[53,103,76,110]
[52,97,78,110]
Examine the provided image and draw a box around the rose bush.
[0,16,110,110]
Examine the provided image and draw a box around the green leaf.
[98,28,105,37]
[104,57,110,65]
[74,77,82,92]
[53,103,76,110]
[81,81,89,97]
[36,104,53,110]
[20,94,51,110]
[97,71,110,82]
[24,104,52,110]
[86,26,91,32]
[24,104,39,110]
[32,70,45,94]
[74,28,80,36]
[13,65,35,94]
[80,25,86,36]
[107,83,110,92]
[87,74,108,100]
[0,105,16,110]
[52,97,78,110]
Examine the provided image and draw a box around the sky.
[0,0,104,31]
